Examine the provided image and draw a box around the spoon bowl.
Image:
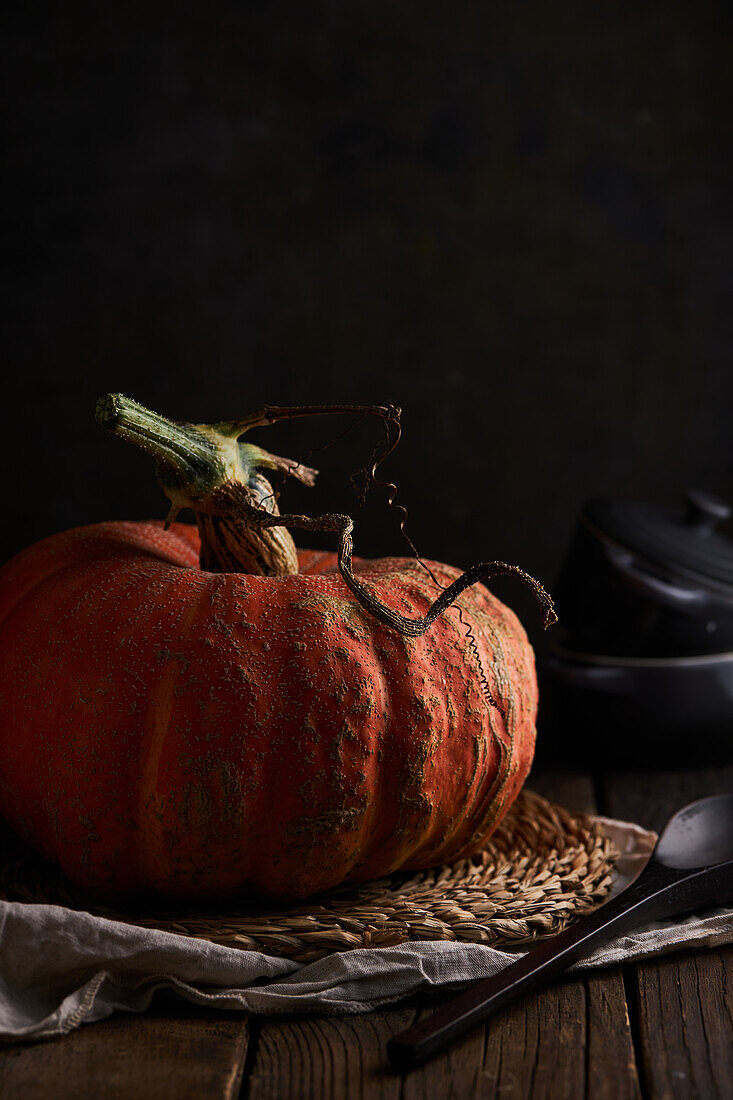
[655,793,733,869]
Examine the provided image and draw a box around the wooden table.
[2,762,732,1099]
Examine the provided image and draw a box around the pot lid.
[584,490,733,589]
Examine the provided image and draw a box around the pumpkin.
[0,397,554,900]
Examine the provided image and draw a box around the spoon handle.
[387,858,733,1071]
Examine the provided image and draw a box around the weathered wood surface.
[0,767,730,1099]
[245,971,638,1100]
[0,999,251,1100]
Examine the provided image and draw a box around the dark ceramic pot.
[538,646,733,767]
[538,490,733,766]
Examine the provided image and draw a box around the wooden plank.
[455,975,587,1100]
[602,765,733,1100]
[630,946,733,1100]
[585,971,641,1100]
[245,770,642,1099]
[245,1003,412,1100]
[0,999,251,1100]
[600,763,733,835]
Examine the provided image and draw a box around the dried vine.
[203,480,557,637]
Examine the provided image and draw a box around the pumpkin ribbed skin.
[0,520,537,900]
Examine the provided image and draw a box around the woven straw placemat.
[0,791,618,963]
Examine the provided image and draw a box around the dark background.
[4,2,732,643]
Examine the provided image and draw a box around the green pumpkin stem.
[96,393,315,576]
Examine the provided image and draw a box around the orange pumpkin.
[0,397,553,899]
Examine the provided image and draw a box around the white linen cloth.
[1,815,731,1042]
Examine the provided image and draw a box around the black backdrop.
[4,2,732,645]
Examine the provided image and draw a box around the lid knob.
[685,490,731,535]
